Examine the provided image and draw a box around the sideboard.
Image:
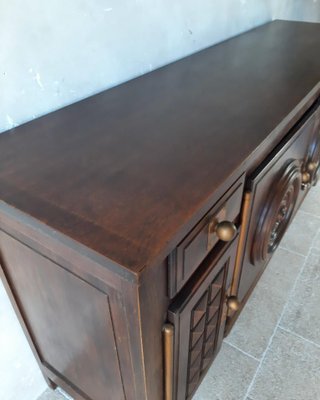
[0,20,319,400]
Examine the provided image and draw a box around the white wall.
[0,280,47,400]
[0,0,275,133]
[274,0,320,22]
[2,2,320,134]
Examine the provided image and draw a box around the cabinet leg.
[43,374,57,390]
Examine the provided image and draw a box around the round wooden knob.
[227,296,240,312]
[307,161,318,172]
[215,221,237,242]
[301,171,311,184]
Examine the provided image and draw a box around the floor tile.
[0,280,46,400]
[249,328,320,400]
[280,210,320,255]
[193,342,258,400]
[280,248,320,345]
[313,230,320,250]
[226,248,304,359]
[37,389,67,400]
[300,184,320,217]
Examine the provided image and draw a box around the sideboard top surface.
[0,20,320,274]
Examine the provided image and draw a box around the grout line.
[242,232,315,400]
[242,318,283,399]
[310,225,320,251]
[277,326,320,350]
[297,209,320,219]
[278,246,307,258]
[310,246,320,252]
[223,340,260,362]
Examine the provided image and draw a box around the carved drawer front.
[168,175,244,298]
[167,238,238,400]
[238,103,320,302]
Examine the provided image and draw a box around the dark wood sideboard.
[0,20,320,400]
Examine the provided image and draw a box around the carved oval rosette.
[251,160,302,266]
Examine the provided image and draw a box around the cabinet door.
[238,104,319,301]
[303,105,320,186]
[167,239,238,400]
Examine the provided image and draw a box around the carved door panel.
[167,239,238,400]
[238,104,320,301]
[302,105,320,186]
[251,159,301,264]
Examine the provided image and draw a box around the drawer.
[168,175,244,298]
[166,238,238,400]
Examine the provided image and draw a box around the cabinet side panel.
[139,260,170,400]
[0,230,125,400]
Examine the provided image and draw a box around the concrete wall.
[274,0,320,22]
[0,0,275,133]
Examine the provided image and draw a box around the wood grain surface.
[0,21,319,274]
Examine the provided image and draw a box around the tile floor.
[1,184,320,400]
[194,183,320,400]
